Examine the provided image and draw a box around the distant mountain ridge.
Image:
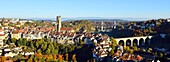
[26,17,156,21]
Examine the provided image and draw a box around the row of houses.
[0,43,34,57]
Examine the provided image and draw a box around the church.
[56,16,74,33]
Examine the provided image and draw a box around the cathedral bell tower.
[56,16,61,32]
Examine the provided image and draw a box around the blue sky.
[0,0,170,19]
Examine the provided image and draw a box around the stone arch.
[126,39,131,46]
[119,40,124,46]
[145,37,150,46]
[139,38,145,46]
[133,39,138,46]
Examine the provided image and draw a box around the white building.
[5,52,18,57]
[0,40,3,47]
[21,52,34,56]
[0,30,6,42]
[168,18,170,22]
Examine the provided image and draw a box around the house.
[3,20,9,26]
[4,48,11,52]
[25,52,34,56]
[24,34,42,40]
[3,44,9,48]
[5,52,18,57]
[4,60,13,62]
[60,28,74,33]
[3,47,24,57]
[168,18,170,22]
[19,20,28,25]
[66,33,75,44]
[0,50,2,56]
[0,30,7,40]
[12,29,24,39]
[11,18,19,23]
[3,27,9,32]
[0,39,3,47]
[9,27,15,30]
[55,32,76,44]
[16,25,20,27]
[21,52,34,56]
[13,47,22,52]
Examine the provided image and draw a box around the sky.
[0,0,170,19]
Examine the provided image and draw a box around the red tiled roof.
[102,44,109,46]
[12,30,18,34]
[9,27,14,29]
[40,28,46,32]
[56,32,60,35]
[0,29,3,32]
[18,30,24,33]
[0,34,5,36]
[4,27,8,30]
[60,28,73,30]
[4,21,9,23]
[12,29,24,34]
[68,33,75,37]
[46,27,52,31]
[4,60,13,62]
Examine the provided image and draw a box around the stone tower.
[56,16,61,32]
[101,21,104,32]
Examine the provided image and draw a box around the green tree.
[17,21,21,25]
[41,42,47,53]
[132,46,138,51]
[51,48,58,54]
[8,22,13,26]
[158,52,163,58]
[25,47,33,52]
[17,38,23,46]
[110,37,117,51]
[109,49,114,55]
[79,39,84,45]
[6,39,11,45]
[45,49,51,54]
[24,22,31,26]
[11,38,17,43]
[65,53,69,61]
[30,41,34,49]
[23,38,27,46]
[129,49,134,54]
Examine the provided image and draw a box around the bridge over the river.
[115,36,152,46]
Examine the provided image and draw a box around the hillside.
[62,20,95,32]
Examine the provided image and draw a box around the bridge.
[115,36,152,46]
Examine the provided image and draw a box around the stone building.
[56,16,61,32]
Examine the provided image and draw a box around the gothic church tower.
[56,16,61,32]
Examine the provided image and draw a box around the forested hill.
[62,20,95,32]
